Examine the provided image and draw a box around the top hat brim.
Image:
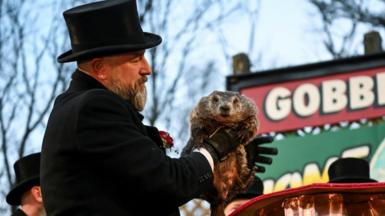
[57,32,161,63]
[6,177,39,205]
[329,176,377,183]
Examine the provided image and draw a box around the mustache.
[139,76,148,84]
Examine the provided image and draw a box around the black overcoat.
[11,209,27,216]
[41,71,213,216]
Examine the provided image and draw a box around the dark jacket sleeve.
[75,90,213,205]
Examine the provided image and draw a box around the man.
[41,0,277,215]
[6,153,45,216]
[224,177,264,215]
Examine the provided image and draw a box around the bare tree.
[0,0,258,214]
[0,0,76,213]
[308,0,385,58]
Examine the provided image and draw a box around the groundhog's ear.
[190,109,198,120]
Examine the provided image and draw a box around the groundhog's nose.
[220,105,230,115]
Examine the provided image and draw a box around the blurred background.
[1,0,385,215]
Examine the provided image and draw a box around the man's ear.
[91,58,107,80]
[31,186,43,203]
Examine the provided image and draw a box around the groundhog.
[182,90,259,216]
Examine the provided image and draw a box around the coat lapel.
[145,126,166,152]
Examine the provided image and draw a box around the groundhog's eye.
[233,97,239,104]
[212,95,219,103]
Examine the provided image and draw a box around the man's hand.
[245,136,278,173]
[202,127,241,163]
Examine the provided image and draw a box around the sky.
[182,0,336,84]
[256,0,326,66]
[219,0,379,72]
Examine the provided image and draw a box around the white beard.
[109,77,147,111]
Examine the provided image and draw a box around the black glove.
[202,127,241,163]
[245,136,278,173]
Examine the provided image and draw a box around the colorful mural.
[258,122,385,193]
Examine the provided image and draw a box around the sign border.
[227,52,385,92]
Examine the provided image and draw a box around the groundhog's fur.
[182,90,259,216]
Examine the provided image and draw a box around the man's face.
[103,50,152,111]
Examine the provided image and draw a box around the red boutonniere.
[159,131,174,149]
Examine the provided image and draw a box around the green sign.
[259,122,385,194]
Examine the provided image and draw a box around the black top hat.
[328,158,377,183]
[233,177,264,200]
[57,0,162,63]
[6,153,41,206]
